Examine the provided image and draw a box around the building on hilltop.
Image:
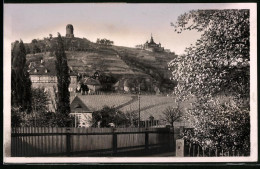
[66,24,74,38]
[136,34,164,52]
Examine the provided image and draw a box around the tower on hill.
[66,24,74,38]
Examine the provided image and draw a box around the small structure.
[70,96,93,127]
[83,77,101,92]
[176,139,185,157]
[66,24,74,38]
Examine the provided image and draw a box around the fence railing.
[185,143,248,157]
[11,127,174,157]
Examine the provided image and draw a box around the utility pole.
[75,113,77,128]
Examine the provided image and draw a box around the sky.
[4,3,253,55]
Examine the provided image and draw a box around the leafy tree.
[11,40,32,114]
[170,10,250,155]
[161,105,182,127]
[182,96,250,155]
[31,39,41,54]
[92,106,128,128]
[24,44,31,54]
[125,111,138,127]
[170,9,249,99]
[55,33,71,127]
[30,88,50,126]
[96,38,114,46]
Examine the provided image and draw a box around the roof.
[83,77,101,86]
[70,96,92,113]
[28,59,77,76]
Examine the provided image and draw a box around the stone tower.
[66,24,74,38]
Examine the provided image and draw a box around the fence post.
[145,128,149,151]
[193,144,195,157]
[112,128,117,155]
[197,145,200,157]
[66,128,71,156]
[169,127,174,152]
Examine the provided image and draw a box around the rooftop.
[28,59,77,76]
[70,96,92,113]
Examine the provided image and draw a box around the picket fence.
[11,127,174,157]
[185,143,248,157]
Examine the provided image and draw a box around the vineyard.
[74,94,191,121]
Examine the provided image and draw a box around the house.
[113,77,154,93]
[70,96,93,127]
[28,59,77,92]
[82,77,101,92]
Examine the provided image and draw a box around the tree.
[125,111,138,127]
[170,10,250,155]
[31,88,50,126]
[55,33,71,127]
[182,96,250,155]
[92,106,128,128]
[170,9,249,100]
[96,38,114,46]
[11,40,32,114]
[24,44,31,54]
[31,39,41,54]
[161,105,182,127]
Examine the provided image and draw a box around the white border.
[3,3,258,163]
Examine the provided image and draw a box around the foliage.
[31,39,41,54]
[96,74,117,91]
[92,106,129,128]
[170,9,249,99]
[170,9,250,155]
[54,33,71,127]
[12,88,73,127]
[11,107,25,127]
[96,38,114,46]
[121,54,176,93]
[161,105,182,127]
[11,40,32,114]
[125,111,139,127]
[182,97,250,155]
[30,88,54,127]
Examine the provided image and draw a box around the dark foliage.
[92,106,130,128]
[54,33,71,127]
[11,40,32,114]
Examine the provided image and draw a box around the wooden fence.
[11,127,174,157]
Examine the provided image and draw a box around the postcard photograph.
[3,3,257,163]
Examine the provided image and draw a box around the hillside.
[25,36,177,92]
